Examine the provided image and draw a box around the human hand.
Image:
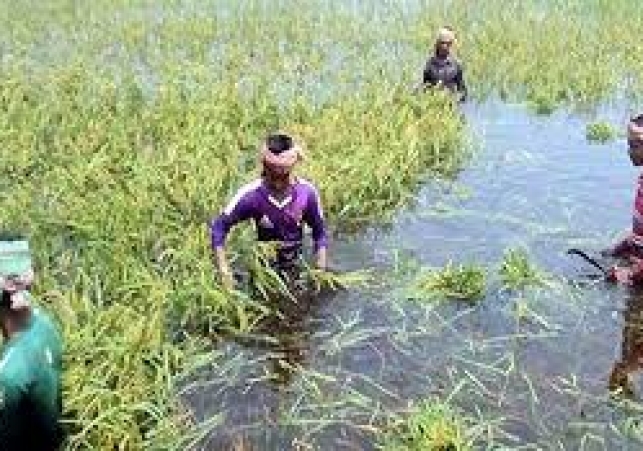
[315,248,328,271]
[220,268,235,291]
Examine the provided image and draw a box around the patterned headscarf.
[0,240,33,310]
[260,134,303,171]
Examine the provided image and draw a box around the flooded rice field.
[182,100,643,450]
[8,1,643,449]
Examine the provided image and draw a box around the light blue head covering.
[0,239,34,309]
[0,240,32,278]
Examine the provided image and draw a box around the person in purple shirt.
[211,133,329,290]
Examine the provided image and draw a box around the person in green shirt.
[0,234,64,450]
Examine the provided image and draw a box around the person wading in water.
[211,133,329,292]
[417,26,467,102]
[602,115,643,285]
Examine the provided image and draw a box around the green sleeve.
[0,376,24,445]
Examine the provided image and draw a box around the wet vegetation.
[2,0,643,449]
[380,399,471,451]
[499,247,547,291]
[408,263,487,303]
[586,121,619,143]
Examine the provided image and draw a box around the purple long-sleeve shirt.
[211,178,328,261]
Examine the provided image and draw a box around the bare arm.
[210,186,256,289]
[315,246,328,270]
[455,63,467,102]
[214,245,234,290]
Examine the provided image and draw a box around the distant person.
[0,234,64,450]
[211,133,329,291]
[604,115,643,284]
[418,26,467,102]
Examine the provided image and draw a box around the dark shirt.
[422,55,467,101]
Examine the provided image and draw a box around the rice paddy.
[2,0,643,450]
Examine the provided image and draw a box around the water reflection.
[188,100,642,449]
[235,290,325,387]
[196,288,335,450]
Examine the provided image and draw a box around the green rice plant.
[408,262,486,302]
[586,121,618,143]
[527,91,559,116]
[499,248,546,291]
[4,0,643,449]
[379,399,471,451]
[46,289,214,450]
[308,266,374,292]
[243,242,298,303]
[240,243,373,301]
[292,87,466,228]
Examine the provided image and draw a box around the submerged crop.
[408,262,487,302]
[0,13,466,451]
[380,399,471,451]
[499,247,547,291]
[587,121,619,143]
[2,0,643,449]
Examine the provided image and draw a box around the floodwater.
[182,100,643,450]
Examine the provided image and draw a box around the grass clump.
[380,399,471,451]
[586,121,618,143]
[499,248,546,290]
[408,262,486,302]
[527,92,559,116]
[56,296,211,450]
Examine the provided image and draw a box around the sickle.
[567,248,609,276]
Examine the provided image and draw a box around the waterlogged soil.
[182,101,643,450]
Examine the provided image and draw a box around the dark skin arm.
[454,64,467,102]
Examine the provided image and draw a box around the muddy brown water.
[182,100,643,450]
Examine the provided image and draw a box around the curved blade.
[567,248,609,276]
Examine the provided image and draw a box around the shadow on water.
[183,100,643,449]
[182,284,348,450]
